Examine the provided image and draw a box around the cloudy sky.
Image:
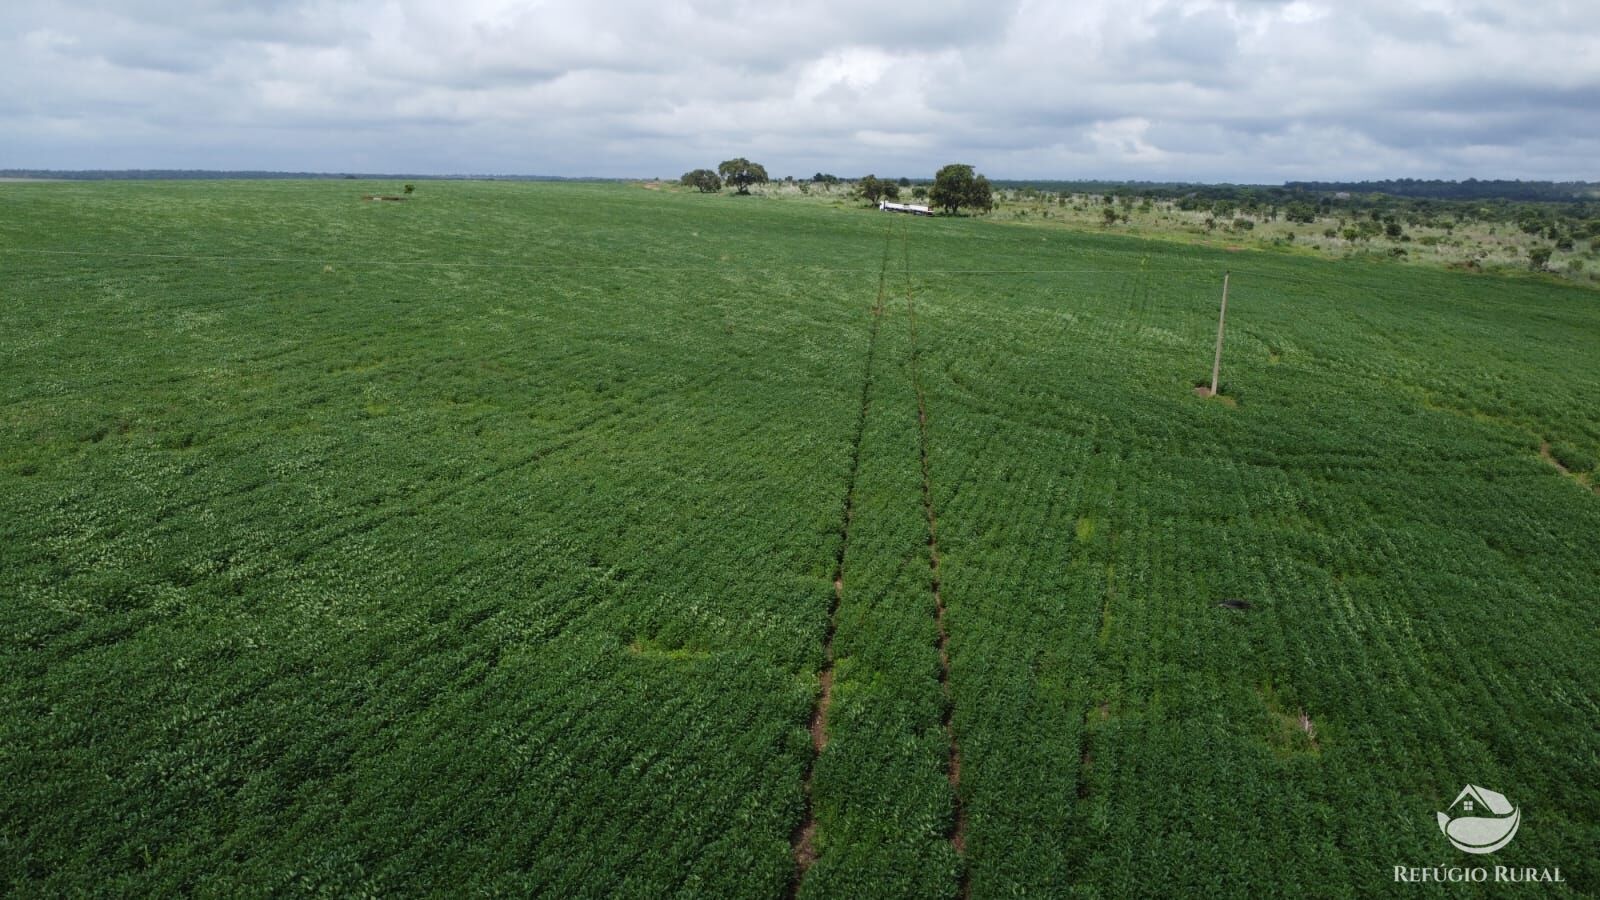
[3,0,1597,181]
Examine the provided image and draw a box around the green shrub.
[1549,442,1597,473]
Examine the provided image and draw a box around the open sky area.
[3,0,1597,181]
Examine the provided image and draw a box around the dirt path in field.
[791,229,894,890]
[1540,441,1598,493]
[902,228,970,893]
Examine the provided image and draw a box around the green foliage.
[1549,441,1596,473]
[1529,245,1553,270]
[969,177,993,213]
[929,164,993,216]
[1284,202,1317,224]
[912,228,1599,897]
[681,168,722,193]
[0,181,853,897]
[856,175,899,205]
[718,158,769,194]
[1,180,1597,897]
[1284,177,1596,201]
[803,257,957,897]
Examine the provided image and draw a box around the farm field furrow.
[904,221,1599,895]
[3,180,1597,897]
[2,183,886,896]
[799,226,959,897]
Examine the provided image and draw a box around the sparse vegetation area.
[974,181,1600,286]
[2,179,1597,896]
[669,174,1600,285]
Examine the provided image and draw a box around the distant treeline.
[7,171,1595,203]
[0,170,624,182]
[990,178,1599,204]
[992,179,1251,195]
[1285,179,1598,202]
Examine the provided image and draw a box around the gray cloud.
[1,0,1596,180]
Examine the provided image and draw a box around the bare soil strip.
[901,228,969,891]
[790,230,895,891]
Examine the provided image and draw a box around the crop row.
[0,204,878,897]
[799,241,959,897]
[4,181,1598,895]
[900,231,1599,895]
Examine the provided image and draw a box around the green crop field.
[3,180,1596,897]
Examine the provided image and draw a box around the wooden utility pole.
[1209,271,1230,397]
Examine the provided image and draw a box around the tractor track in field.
[901,228,969,894]
[790,228,894,893]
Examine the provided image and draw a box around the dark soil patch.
[1192,381,1238,407]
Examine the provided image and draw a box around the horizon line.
[4,168,1596,191]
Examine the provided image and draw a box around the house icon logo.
[1438,785,1520,854]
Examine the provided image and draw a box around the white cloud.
[795,49,895,104]
[1089,118,1167,163]
[0,0,1596,180]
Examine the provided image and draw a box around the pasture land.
[2,180,1597,896]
